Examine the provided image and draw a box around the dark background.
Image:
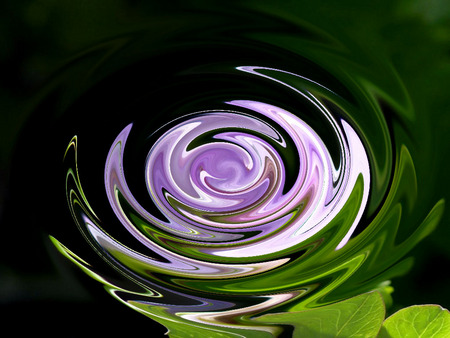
[1,0,449,336]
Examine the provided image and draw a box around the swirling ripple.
[49,14,444,337]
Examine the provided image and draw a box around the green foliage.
[51,233,450,337]
[254,292,385,337]
[380,305,450,338]
[253,292,450,337]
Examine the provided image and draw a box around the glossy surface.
[1,1,447,336]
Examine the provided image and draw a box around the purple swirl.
[102,95,370,279]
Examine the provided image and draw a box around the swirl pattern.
[104,93,369,277]
[49,10,444,336]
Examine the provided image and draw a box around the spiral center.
[194,146,254,193]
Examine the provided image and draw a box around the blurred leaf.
[254,291,385,337]
[379,305,450,337]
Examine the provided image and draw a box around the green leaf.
[254,291,385,337]
[126,300,281,338]
[379,305,450,338]
[162,320,276,338]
